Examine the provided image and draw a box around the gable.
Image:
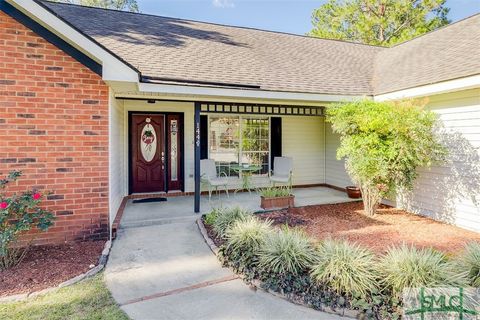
[0,0,101,75]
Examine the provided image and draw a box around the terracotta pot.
[346,186,362,199]
[261,195,295,210]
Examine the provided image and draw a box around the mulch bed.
[258,202,480,255]
[0,241,105,297]
[202,216,224,247]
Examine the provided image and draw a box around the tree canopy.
[51,0,139,12]
[327,99,446,215]
[309,0,450,46]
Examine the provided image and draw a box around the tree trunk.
[360,185,380,216]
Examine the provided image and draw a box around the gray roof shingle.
[373,14,480,94]
[40,1,480,96]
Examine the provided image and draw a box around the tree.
[309,0,450,46]
[326,99,446,216]
[51,0,139,12]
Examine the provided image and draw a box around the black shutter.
[200,115,208,159]
[270,117,282,170]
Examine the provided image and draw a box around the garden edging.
[0,240,112,303]
[196,218,360,319]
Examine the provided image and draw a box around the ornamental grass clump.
[259,186,291,198]
[204,207,222,225]
[258,227,317,276]
[455,242,480,286]
[212,206,251,239]
[311,239,378,298]
[224,216,272,272]
[378,244,467,296]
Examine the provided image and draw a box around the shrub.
[0,170,55,270]
[378,245,467,296]
[455,242,480,286]
[258,226,317,276]
[212,206,251,238]
[327,99,446,216]
[204,207,222,225]
[223,216,272,272]
[311,239,378,298]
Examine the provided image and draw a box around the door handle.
[161,151,165,169]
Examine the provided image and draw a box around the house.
[0,0,479,244]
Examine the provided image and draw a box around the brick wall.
[0,11,110,244]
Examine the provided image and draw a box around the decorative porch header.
[199,102,325,116]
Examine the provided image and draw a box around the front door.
[131,114,165,193]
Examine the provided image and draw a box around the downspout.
[323,114,327,184]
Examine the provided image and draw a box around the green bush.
[455,242,480,286]
[258,227,317,276]
[327,99,446,216]
[204,207,222,225]
[379,245,467,296]
[0,171,55,270]
[224,216,272,272]
[212,206,251,238]
[311,239,378,298]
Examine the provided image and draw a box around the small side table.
[231,164,262,194]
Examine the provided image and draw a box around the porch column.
[194,102,201,213]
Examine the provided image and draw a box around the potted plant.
[346,186,361,199]
[259,186,294,210]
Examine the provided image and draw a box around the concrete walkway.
[105,203,343,319]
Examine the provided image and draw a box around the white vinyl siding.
[108,90,126,230]
[397,89,480,232]
[325,121,353,188]
[282,116,325,185]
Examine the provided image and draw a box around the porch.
[118,186,354,229]
[109,97,355,229]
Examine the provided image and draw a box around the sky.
[135,0,480,35]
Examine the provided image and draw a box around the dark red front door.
[131,114,165,193]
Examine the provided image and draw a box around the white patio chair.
[269,157,293,187]
[200,159,229,200]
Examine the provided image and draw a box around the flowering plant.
[0,170,55,269]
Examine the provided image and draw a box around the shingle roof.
[373,14,480,94]
[39,1,480,96]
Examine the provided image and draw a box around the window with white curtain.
[208,115,269,177]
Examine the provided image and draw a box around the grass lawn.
[0,273,128,320]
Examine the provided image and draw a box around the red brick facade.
[0,11,110,244]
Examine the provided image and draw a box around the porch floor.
[120,186,355,229]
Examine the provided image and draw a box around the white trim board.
[374,75,480,101]
[137,83,367,103]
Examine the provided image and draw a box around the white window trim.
[206,114,271,179]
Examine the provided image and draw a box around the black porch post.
[194,102,201,213]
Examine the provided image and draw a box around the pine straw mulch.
[257,202,480,255]
[0,241,104,297]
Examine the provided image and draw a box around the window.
[241,118,269,174]
[209,116,240,177]
[208,116,269,177]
